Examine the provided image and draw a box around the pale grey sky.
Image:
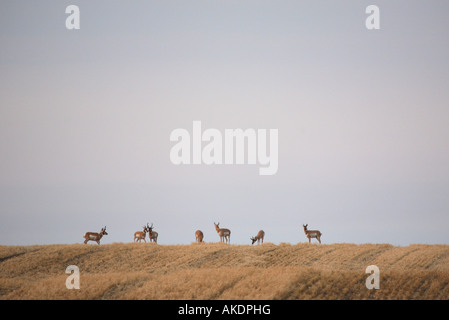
[1,1,448,245]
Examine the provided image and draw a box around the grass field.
[1,242,448,300]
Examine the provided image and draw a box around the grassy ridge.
[1,242,449,299]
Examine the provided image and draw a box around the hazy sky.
[1,1,448,246]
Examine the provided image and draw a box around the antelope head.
[101,226,108,235]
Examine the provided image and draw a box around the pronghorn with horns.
[147,223,158,244]
[83,226,108,245]
[134,225,148,243]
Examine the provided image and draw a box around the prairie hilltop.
[1,242,448,299]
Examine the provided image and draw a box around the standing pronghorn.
[147,223,158,244]
[214,222,231,244]
[303,224,322,244]
[250,230,265,245]
[134,225,148,243]
[195,230,204,243]
[83,226,108,245]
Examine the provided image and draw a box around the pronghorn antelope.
[214,222,231,244]
[303,224,322,244]
[83,226,108,245]
[147,223,158,244]
[195,230,204,243]
[250,230,265,245]
[134,226,148,243]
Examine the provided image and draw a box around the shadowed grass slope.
[1,242,448,299]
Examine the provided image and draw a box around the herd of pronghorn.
[83,223,322,245]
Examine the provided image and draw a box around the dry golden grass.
[1,242,448,299]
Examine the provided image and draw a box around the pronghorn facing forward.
[134,226,148,243]
[83,226,108,245]
[214,222,231,244]
[303,224,322,244]
[195,230,204,243]
[251,230,265,245]
[147,223,158,244]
